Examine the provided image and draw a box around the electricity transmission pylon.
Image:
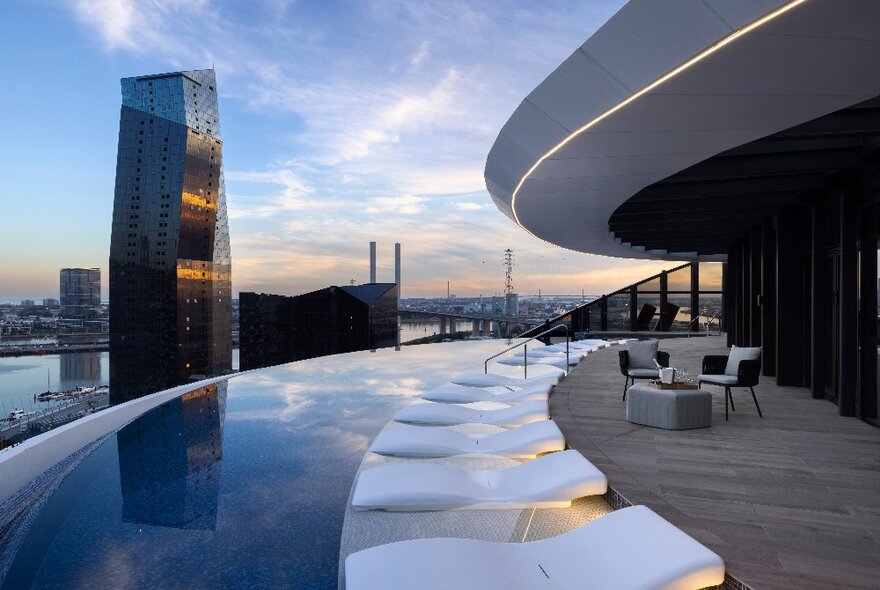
[504,249,514,295]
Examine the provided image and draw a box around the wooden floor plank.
[552,336,880,589]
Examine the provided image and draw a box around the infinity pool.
[0,340,534,589]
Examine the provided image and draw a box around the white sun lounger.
[345,505,725,589]
[497,355,573,370]
[515,348,584,359]
[543,340,606,352]
[352,449,605,511]
[450,370,563,388]
[498,352,581,370]
[393,399,548,427]
[369,419,565,458]
[421,382,552,404]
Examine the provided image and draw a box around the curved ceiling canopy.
[485,0,880,260]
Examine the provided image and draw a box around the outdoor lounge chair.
[451,370,563,388]
[369,419,565,458]
[351,449,605,511]
[619,340,669,401]
[698,346,762,420]
[393,399,548,428]
[654,302,681,332]
[635,303,657,330]
[420,382,552,404]
[344,504,725,589]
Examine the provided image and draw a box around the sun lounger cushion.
[421,382,552,404]
[451,371,563,388]
[369,420,565,458]
[345,505,725,590]
[393,399,549,427]
[352,449,605,511]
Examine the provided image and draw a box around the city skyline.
[0,0,672,300]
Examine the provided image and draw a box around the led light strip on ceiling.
[508,0,810,241]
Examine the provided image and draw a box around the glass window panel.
[588,306,602,332]
[637,276,661,292]
[607,292,631,330]
[666,294,692,331]
[667,265,692,292]
[699,262,723,292]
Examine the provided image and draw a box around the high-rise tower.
[59,267,101,318]
[109,69,231,404]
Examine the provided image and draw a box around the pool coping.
[0,373,237,506]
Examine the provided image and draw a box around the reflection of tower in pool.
[59,353,102,385]
[117,382,226,530]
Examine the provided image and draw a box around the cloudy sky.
[0,0,675,300]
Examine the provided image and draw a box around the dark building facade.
[239,284,398,371]
[60,267,101,318]
[109,69,232,405]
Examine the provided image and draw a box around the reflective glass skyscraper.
[109,69,231,405]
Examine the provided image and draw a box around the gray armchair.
[619,349,669,400]
[697,347,762,420]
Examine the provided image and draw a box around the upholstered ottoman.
[625,383,712,430]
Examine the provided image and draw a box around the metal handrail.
[705,312,722,335]
[484,323,570,378]
[685,311,723,337]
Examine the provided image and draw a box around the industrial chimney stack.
[369,241,377,283]
[395,242,401,300]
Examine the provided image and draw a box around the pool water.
[1,340,538,589]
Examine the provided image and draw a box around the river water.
[0,350,241,415]
[0,322,454,415]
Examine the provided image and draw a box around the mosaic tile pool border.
[0,435,111,584]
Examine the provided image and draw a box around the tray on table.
[648,381,700,390]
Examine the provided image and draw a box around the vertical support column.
[439,315,447,335]
[721,261,729,336]
[725,246,738,347]
[810,202,826,399]
[750,227,762,347]
[449,317,456,334]
[839,192,857,416]
[761,219,777,376]
[859,205,878,419]
[740,240,751,346]
[690,263,699,333]
[659,271,668,319]
[776,207,807,386]
[630,288,638,332]
[599,296,608,332]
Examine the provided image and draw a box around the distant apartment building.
[239,284,398,371]
[60,267,101,318]
[109,69,231,405]
[42,298,60,307]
